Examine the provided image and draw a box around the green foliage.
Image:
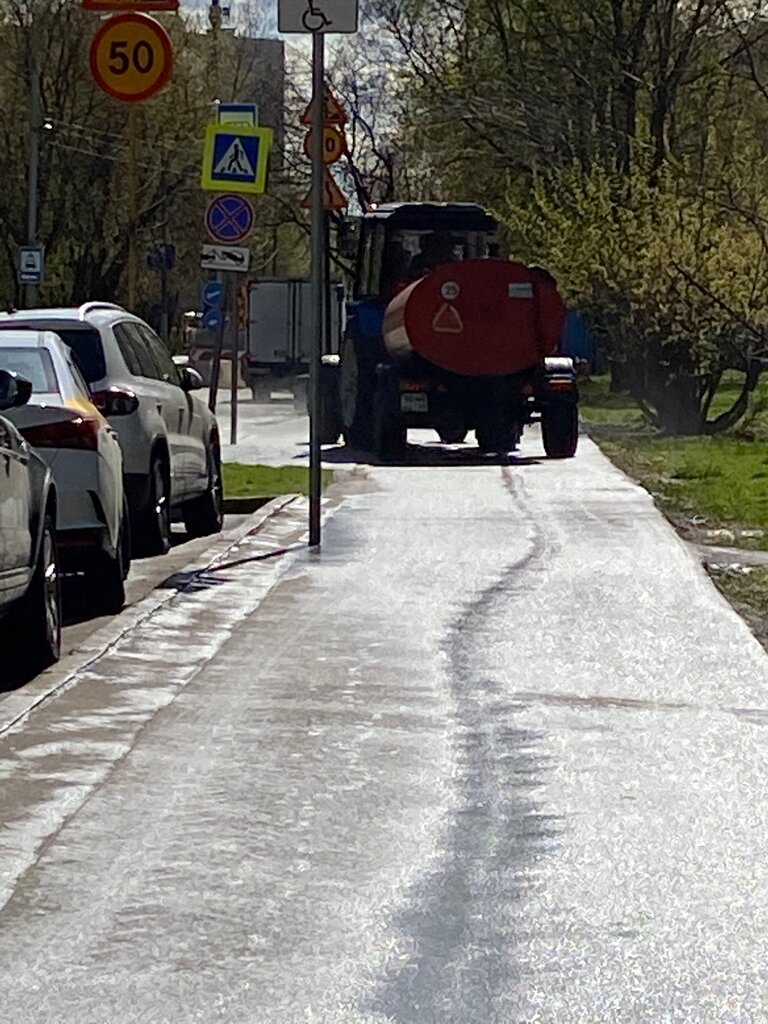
[500,159,768,433]
[377,0,768,434]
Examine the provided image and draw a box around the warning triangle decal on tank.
[432,303,464,334]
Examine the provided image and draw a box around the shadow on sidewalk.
[294,442,545,469]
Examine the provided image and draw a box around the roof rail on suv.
[78,301,126,320]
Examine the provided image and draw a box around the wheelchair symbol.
[302,0,332,30]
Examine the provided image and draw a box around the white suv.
[0,303,223,555]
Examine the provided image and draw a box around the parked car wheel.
[17,513,61,672]
[137,455,172,556]
[183,443,224,538]
[88,505,128,615]
[120,495,132,580]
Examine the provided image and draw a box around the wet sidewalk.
[2,437,768,1022]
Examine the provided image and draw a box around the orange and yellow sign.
[302,127,347,165]
[301,168,348,211]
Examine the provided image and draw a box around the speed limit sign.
[89,13,173,102]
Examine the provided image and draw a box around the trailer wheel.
[437,427,468,444]
[476,426,516,455]
[373,367,406,461]
[340,336,374,450]
[542,402,579,458]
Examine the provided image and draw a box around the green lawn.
[222,463,333,498]
[578,376,649,428]
[599,436,768,547]
[580,375,768,548]
[580,373,768,643]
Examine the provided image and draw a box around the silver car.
[0,304,223,556]
[0,331,129,614]
[0,369,61,673]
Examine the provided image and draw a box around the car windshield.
[0,347,59,396]
[51,328,106,384]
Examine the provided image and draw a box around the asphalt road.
[1,402,768,1022]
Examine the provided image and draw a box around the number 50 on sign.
[90,13,173,102]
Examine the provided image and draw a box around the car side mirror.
[0,370,32,411]
[337,216,359,259]
[181,366,203,392]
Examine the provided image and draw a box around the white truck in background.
[242,278,345,395]
[186,278,345,395]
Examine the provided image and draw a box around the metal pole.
[25,47,40,309]
[230,271,238,444]
[160,262,169,344]
[208,272,226,413]
[160,183,170,344]
[309,31,325,548]
[128,106,139,310]
[323,214,332,355]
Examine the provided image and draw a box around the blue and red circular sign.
[205,193,255,245]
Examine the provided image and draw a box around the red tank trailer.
[382,259,564,376]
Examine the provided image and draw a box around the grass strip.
[709,566,768,650]
[222,463,333,498]
[580,375,768,647]
[580,377,768,549]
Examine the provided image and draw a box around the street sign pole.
[208,274,226,414]
[128,105,139,310]
[309,30,325,548]
[25,50,40,309]
[230,270,238,445]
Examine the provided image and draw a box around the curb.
[0,495,301,737]
[222,495,274,514]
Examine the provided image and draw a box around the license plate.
[400,392,428,413]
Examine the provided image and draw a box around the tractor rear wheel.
[340,337,375,451]
[373,367,406,461]
[542,402,579,458]
[318,360,343,445]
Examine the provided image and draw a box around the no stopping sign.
[205,194,255,245]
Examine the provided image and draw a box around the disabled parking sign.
[201,124,273,195]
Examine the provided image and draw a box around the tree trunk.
[656,372,704,435]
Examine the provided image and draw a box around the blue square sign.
[201,125,273,195]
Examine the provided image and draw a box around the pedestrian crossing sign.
[201,124,273,194]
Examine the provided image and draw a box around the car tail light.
[91,386,139,417]
[22,413,100,451]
